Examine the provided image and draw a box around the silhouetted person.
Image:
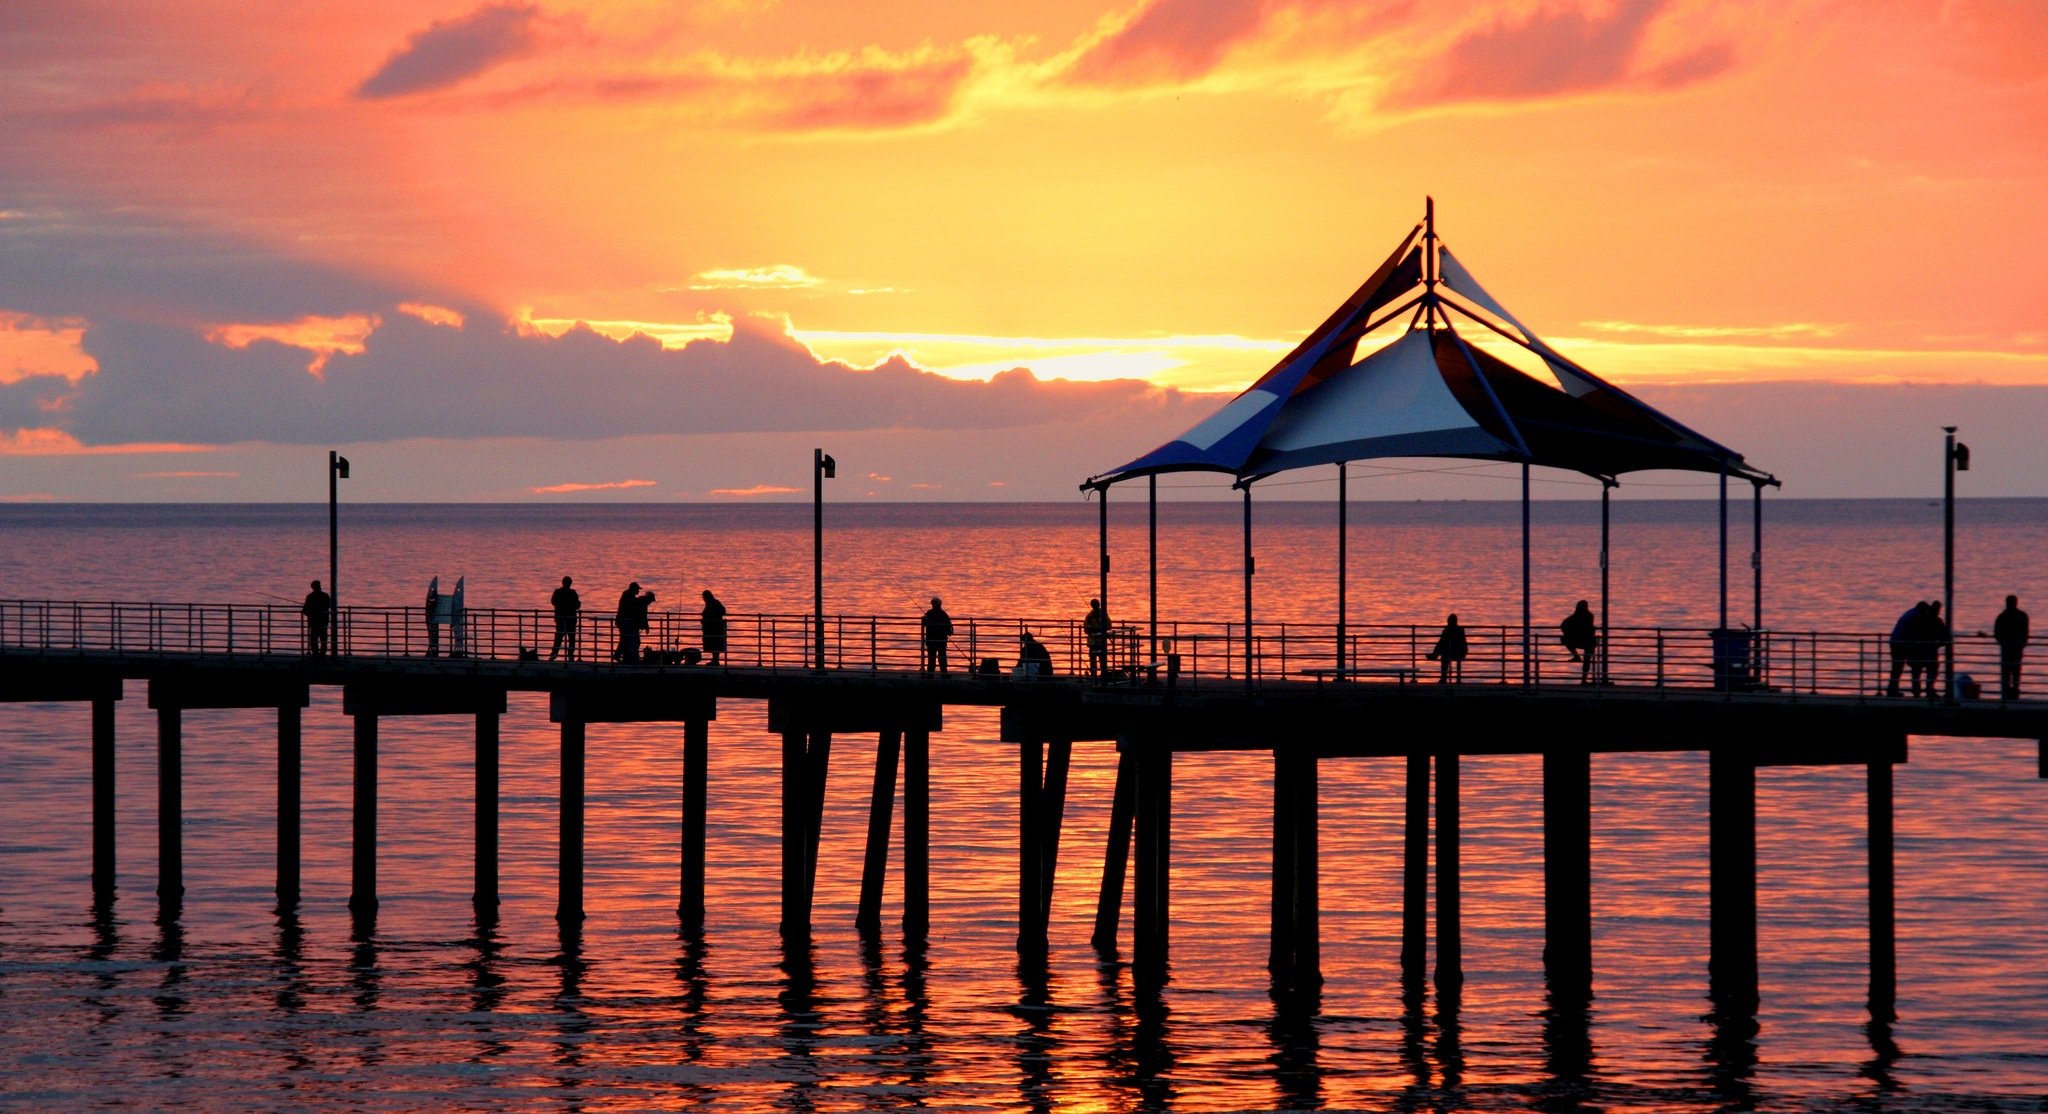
[424,579,440,658]
[921,597,953,673]
[549,576,580,661]
[302,580,331,657]
[700,589,728,666]
[1559,600,1597,683]
[1084,598,1111,677]
[1429,613,1469,683]
[1994,594,2029,701]
[1018,630,1053,677]
[1886,602,1925,697]
[1906,601,1948,699]
[616,582,652,663]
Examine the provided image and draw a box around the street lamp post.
[328,450,350,648]
[813,449,835,670]
[1944,427,1969,698]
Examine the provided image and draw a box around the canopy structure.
[1080,199,1779,682]
[1084,203,1771,490]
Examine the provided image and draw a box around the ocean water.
[0,499,2044,1111]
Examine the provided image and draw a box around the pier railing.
[0,598,2023,700]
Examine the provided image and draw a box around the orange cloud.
[398,302,466,328]
[0,429,212,455]
[204,313,378,375]
[708,484,800,497]
[530,478,656,494]
[686,265,821,291]
[0,311,98,384]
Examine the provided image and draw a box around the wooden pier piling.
[1868,756,1896,1016]
[903,726,931,940]
[1015,737,1072,956]
[1268,743,1321,995]
[680,717,709,929]
[1401,751,1429,981]
[1132,740,1171,980]
[858,729,900,936]
[278,703,301,909]
[1435,745,1462,992]
[1543,747,1592,998]
[1709,747,1757,1009]
[92,696,117,900]
[350,711,378,921]
[558,717,585,923]
[474,710,498,918]
[1091,750,1135,953]
[157,704,183,910]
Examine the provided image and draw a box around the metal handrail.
[0,598,2028,700]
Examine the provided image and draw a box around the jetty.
[4,598,2043,1019]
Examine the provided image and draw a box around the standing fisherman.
[1083,598,1111,678]
[921,597,954,674]
[550,576,580,661]
[700,589,728,666]
[302,580,332,657]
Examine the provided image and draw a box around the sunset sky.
[3,0,2045,501]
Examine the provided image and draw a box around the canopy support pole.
[1149,476,1159,665]
[1243,483,1255,688]
[1098,484,1109,616]
[1600,480,1613,685]
[1719,465,1730,631]
[1522,463,1533,685]
[1752,480,1764,631]
[1337,463,1348,674]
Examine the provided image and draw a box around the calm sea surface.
[1,499,2044,1111]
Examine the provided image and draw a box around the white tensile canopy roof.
[1084,214,1773,491]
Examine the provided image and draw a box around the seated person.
[1015,631,1054,677]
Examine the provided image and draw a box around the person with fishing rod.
[921,596,953,674]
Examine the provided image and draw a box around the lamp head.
[333,455,350,479]
[1954,443,1970,471]
[819,453,836,479]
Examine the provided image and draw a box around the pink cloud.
[1065,0,1269,87]
[1389,0,1735,108]
[0,429,213,456]
[357,3,545,100]
[708,484,801,497]
[529,478,657,494]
